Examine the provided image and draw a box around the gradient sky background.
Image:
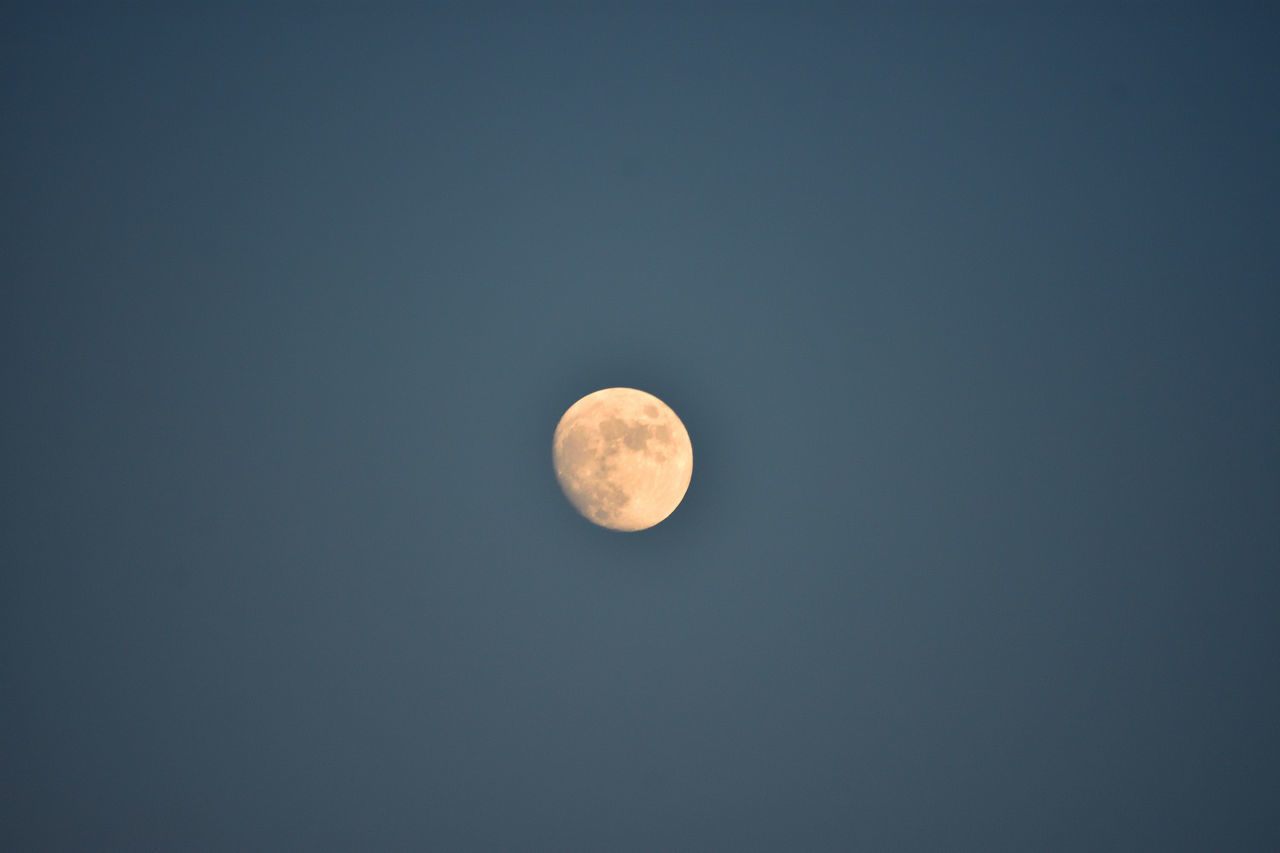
[3,4,1278,850]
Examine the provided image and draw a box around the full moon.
[552,387,693,531]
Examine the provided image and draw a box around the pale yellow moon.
[552,387,692,531]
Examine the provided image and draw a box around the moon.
[552,387,693,531]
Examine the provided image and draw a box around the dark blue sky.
[4,4,1278,849]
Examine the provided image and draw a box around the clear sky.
[3,4,1278,850]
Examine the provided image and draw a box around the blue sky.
[4,5,1278,849]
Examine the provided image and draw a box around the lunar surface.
[552,388,692,531]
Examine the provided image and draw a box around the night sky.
[4,4,1279,850]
